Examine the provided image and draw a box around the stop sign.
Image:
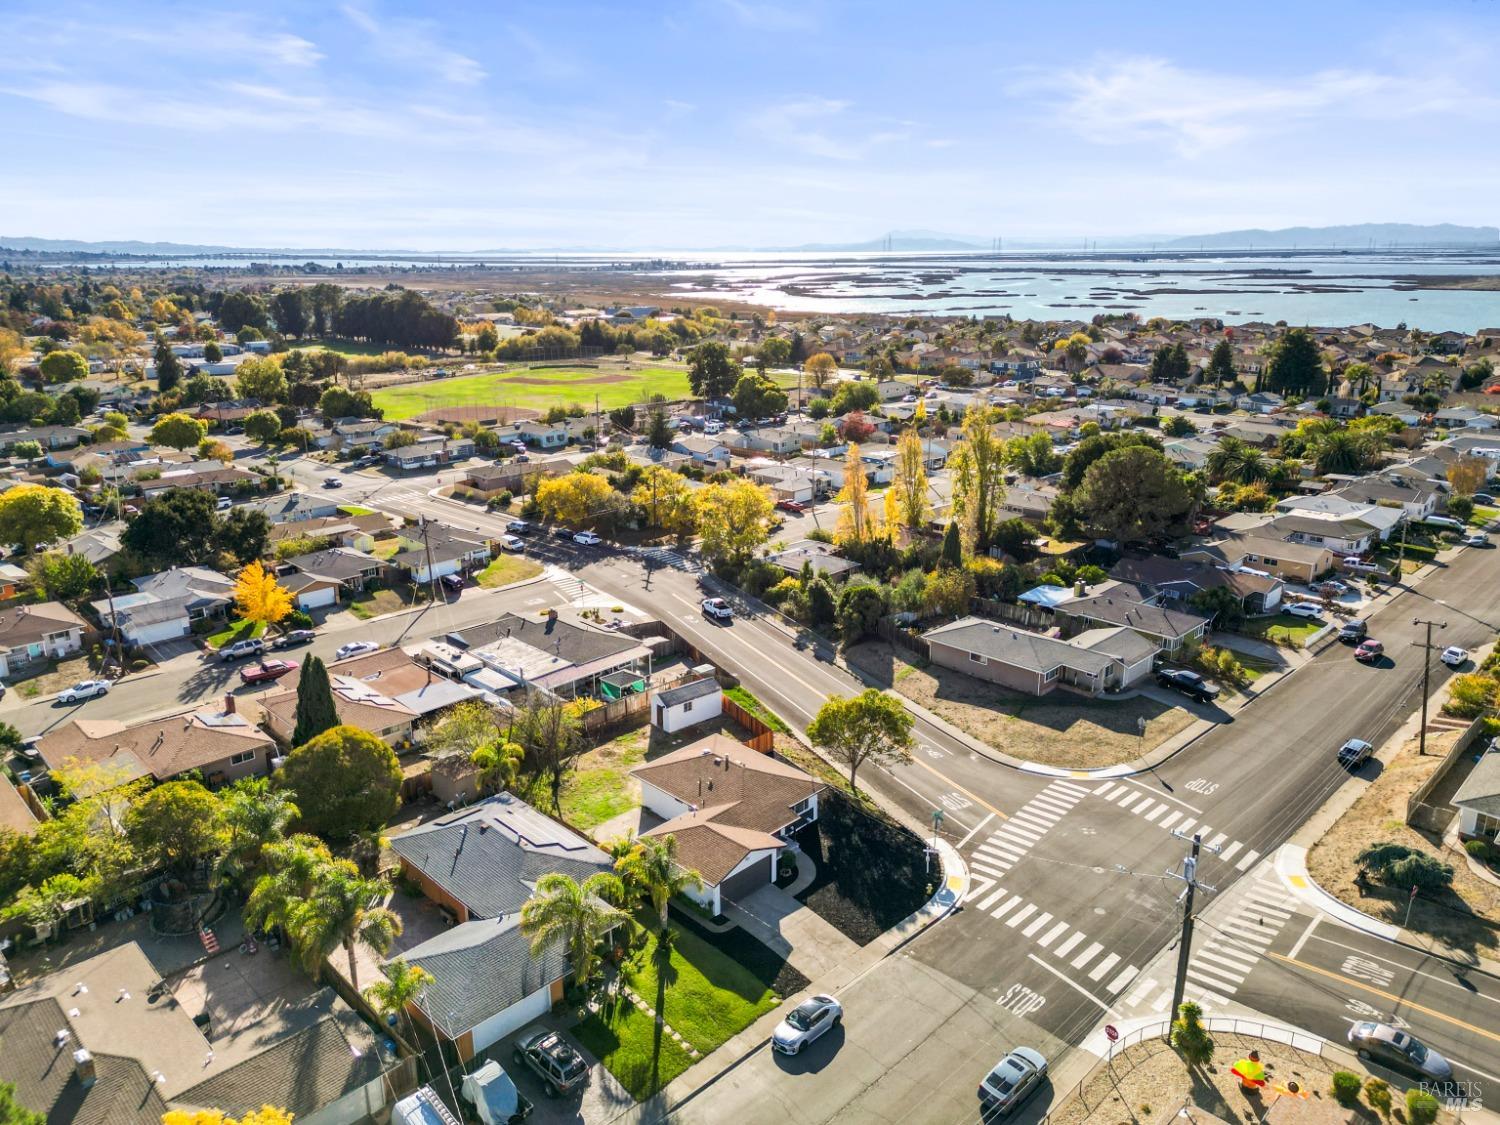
[1105,1024,1119,1043]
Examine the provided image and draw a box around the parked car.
[1284,603,1323,619]
[335,640,380,660]
[1354,640,1384,663]
[1423,515,1465,531]
[440,573,465,592]
[1154,668,1221,703]
[1340,556,1380,574]
[572,531,602,546]
[551,526,574,541]
[702,597,734,621]
[1337,738,1375,769]
[1347,1023,1452,1080]
[459,1059,533,1124]
[240,659,298,685]
[510,441,527,454]
[771,994,842,1055]
[1473,492,1496,504]
[322,476,343,489]
[57,680,110,705]
[216,496,233,511]
[512,1027,589,1097]
[218,638,266,662]
[507,520,531,535]
[271,629,317,649]
[1462,532,1489,547]
[978,1047,1049,1115]
[1337,619,1368,641]
[1441,646,1469,667]
[499,534,525,551]
[776,498,808,513]
[1314,579,1350,596]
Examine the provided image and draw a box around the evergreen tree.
[154,333,183,393]
[940,520,963,568]
[292,656,340,746]
[1207,339,1236,388]
[1265,329,1326,396]
[645,407,673,449]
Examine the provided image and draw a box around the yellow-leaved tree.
[536,472,615,528]
[162,1107,294,1125]
[836,444,875,544]
[694,479,774,566]
[803,352,838,390]
[884,427,930,535]
[233,561,293,630]
[630,465,697,537]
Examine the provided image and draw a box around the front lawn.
[574,995,696,1102]
[1239,613,1324,646]
[347,589,408,619]
[552,727,648,833]
[1471,505,1498,525]
[475,555,544,589]
[206,618,266,649]
[338,504,377,516]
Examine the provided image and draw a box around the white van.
[1423,515,1465,531]
[419,641,483,681]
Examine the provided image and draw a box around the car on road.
[551,526,575,541]
[1154,667,1221,703]
[1338,619,1368,641]
[771,994,842,1055]
[240,659,298,685]
[499,534,525,551]
[216,496,233,511]
[1441,645,1469,667]
[271,629,317,650]
[775,498,808,513]
[572,531,602,546]
[335,640,380,660]
[218,638,266,662]
[1354,640,1384,663]
[512,1027,589,1097]
[1462,532,1489,547]
[1337,738,1375,769]
[57,680,110,705]
[978,1047,1048,1115]
[507,520,531,535]
[1284,603,1323,619]
[1347,1023,1452,1080]
[701,597,733,621]
[322,476,343,489]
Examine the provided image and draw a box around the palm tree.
[218,778,299,887]
[244,835,333,937]
[1310,430,1382,476]
[520,871,627,986]
[615,835,704,931]
[287,862,401,988]
[470,739,524,796]
[363,957,434,1042]
[1204,437,1269,486]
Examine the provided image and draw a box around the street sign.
[1105,1025,1119,1043]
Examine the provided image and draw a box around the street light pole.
[1164,832,1218,1037]
[1412,616,1448,756]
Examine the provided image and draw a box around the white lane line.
[1006,904,1038,928]
[1088,953,1121,981]
[1132,800,1160,819]
[1187,966,1241,992]
[1036,922,1068,949]
[1015,806,1064,825]
[1286,915,1321,961]
[1028,795,1079,815]
[1106,965,1140,995]
[991,896,1025,921]
[1143,804,1168,823]
[1221,922,1277,944]
[955,812,994,850]
[1120,777,1203,814]
[1241,900,1294,921]
[1158,811,1183,830]
[1071,942,1104,970]
[1105,788,1133,803]
[1207,833,1229,850]
[1026,954,1121,1017]
[976,843,1028,862]
[977,838,1028,858]
[976,886,1010,911]
[1235,849,1261,871]
[1189,960,1247,987]
[1053,931,1085,957]
[1218,841,1242,863]
[1095,782,1124,799]
[994,824,1043,844]
[962,876,995,905]
[1199,947,1256,973]
[1022,911,1054,938]
[969,860,1012,879]
[1175,818,1197,835]
[1050,781,1093,797]
[1007,814,1058,834]
[1188,983,1232,1006]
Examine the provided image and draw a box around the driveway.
[726,884,860,981]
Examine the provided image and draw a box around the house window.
[682,701,693,713]
[1475,812,1500,839]
[229,750,257,766]
[1043,667,1059,681]
[968,652,987,665]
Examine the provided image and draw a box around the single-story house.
[0,424,90,452]
[631,735,825,915]
[318,418,401,450]
[1331,476,1439,522]
[282,547,385,608]
[91,566,234,646]
[924,616,1158,698]
[766,539,861,580]
[1055,592,1210,654]
[390,528,491,583]
[262,648,475,745]
[672,435,732,468]
[651,675,722,733]
[1110,556,1283,616]
[1454,748,1500,842]
[389,794,612,1060]
[246,491,343,525]
[385,436,476,471]
[0,601,88,679]
[447,612,652,698]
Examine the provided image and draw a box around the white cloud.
[340,3,486,85]
[716,0,816,32]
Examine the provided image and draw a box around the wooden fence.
[971,596,1053,630]
[722,696,775,752]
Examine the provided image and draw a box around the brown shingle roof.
[642,816,785,884]
[37,704,273,783]
[0,601,87,648]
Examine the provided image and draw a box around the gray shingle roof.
[924,617,1117,676]
[654,677,720,708]
[1452,750,1500,817]
[399,916,568,1038]
[448,613,641,666]
[1061,593,1209,641]
[389,794,610,919]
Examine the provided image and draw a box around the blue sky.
[3,0,1497,250]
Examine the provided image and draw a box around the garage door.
[132,619,190,646]
[720,853,773,904]
[298,586,337,610]
[469,983,552,1055]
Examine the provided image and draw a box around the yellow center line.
[1268,952,1500,1045]
[908,754,1009,821]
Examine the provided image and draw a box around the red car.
[776,499,808,513]
[1354,640,1384,663]
[239,659,298,685]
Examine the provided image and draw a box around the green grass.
[370,364,692,420]
[551,729,648,832]
[619,921,780,1056]
[574,997,696,1101]
[347,589,407,619]
[1240,613,1324,646]
[475,555,544,589]
[290,337,413,357]
[338,504,376,516]
[723,686,789,733]
[1470,506,1498,525]
[206,618,266,649]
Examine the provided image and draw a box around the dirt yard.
[1307,728,1500,959]
[1051,1030,1457,1125]
[845,642,1193,770]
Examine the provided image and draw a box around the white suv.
[218,638,266,662]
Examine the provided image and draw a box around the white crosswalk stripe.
[1089,788,1265,877]
[1022,911,1053,938]
[1006,904,1038,928]
[991,896,1024,921]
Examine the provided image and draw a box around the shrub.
[1364,1077,1392,1120]
[763,576,801,607]
[1465,839,1495,863]
[1331,1071,1363,1106]
[285,609,314,630]
[1443,673,1498,719]
[1169,1001,1213,1066]
[1405,1088,1440,1125]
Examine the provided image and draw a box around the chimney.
[73,1048,96,1088]
[224,693,235,715]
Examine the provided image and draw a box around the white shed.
[651,675,722,734]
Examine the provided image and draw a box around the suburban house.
[445,612,653,699]
[135,465,259,499]
[1265,512,1380,556]
[1182,533,1336,585]
[384,435,476,471]
[1331,475,1440,522]
[730,427,804,456]
[390,527,491,583]
[1275,494,1404,541]
[1055,592,1210,654]
[672,434,732,468]
[923,616,1158,698]
[0,424,89,452]
[631,735,825,916]
[0,602,88,679]
[999,481,1059,526]
[317,418,401,450]
[281,547,385,608]
[36,697,276,787]
[650,674,722,733]
[1434,407,1499,431]
[91,566,234,646]
[767,539,861,580]
[267,512,388,552]
[0,941,391,1125]
[0,774,38,837]
[1111,556,1284,616]
[388,794,611,1061]
[511,420,570,449]
[247,491,343,525]
[1453,748,1500,842]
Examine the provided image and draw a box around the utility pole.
[419,516,441,604]
[1165,832,1218,1035]
[1412,616,1448,756]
